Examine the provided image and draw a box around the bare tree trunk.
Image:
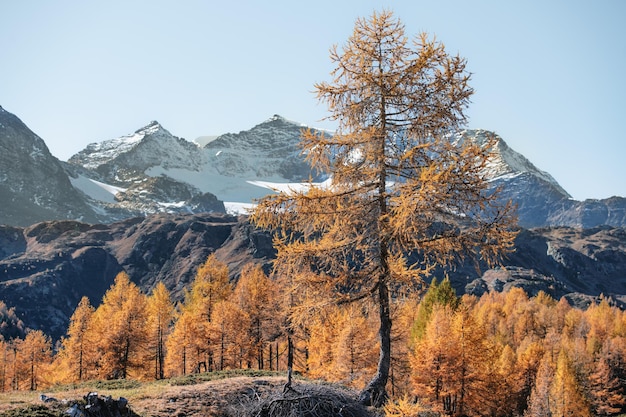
[283,332,295,393]
[269,343,273,371]
[359,280,391,407]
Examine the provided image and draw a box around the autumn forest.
[0,254,625,416]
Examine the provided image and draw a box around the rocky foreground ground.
[0,374,376,417]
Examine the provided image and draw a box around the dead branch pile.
[242,384,375,417]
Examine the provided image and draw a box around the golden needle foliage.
[251,9,517,405]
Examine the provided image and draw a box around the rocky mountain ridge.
[1,105,625,228]
[0,213,624,341]
[0,106,100,226]
[0,213,273,340]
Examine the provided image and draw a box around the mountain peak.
[457,129,571,198]
[259,114,304,128]
[134,120,167,136]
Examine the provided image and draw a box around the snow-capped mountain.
[68,121,207,180]
[1,105,625,228]
[203,114,326,181]
[0,106,99,226]
[65,121,224,218]
[455,129,626,228]
[454,129,577,228]
[456,129,570,198]
[67,114,328,216]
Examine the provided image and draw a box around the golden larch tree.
[166,254,232,374]
[17,330,52,390]
[550,348,591,417]
[146,282,175,380]
[410,305,457,414]
[165,306,195,376]
[55,296,95,383]
[90,271,149,379]
[209,300,250,370]
[251,10,517,405]
[0,337,9,391]
[589,337,626,416]
[233,264,279,369]
[333,304,378,388]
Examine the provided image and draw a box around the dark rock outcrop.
[0,213,273,340]
[1,212,625,341]
[463,226,626,307]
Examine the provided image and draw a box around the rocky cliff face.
[463,226,626,307]
[0,106,100,226]
[0,212,624,341]
[0,213,273,340]
[203,115,326,181]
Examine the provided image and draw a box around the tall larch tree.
[233,264,279,369]
[251,9,517,405]
[165,306,195,376]
[19,330,52,390]
[0,337,8,391]
[146,282,175,380]
[209,300,250,370]
[589,338,626,415]
[91,271,149,379]
[410,305,457,414]
[550,348,591,417]
[166,254,232,374]
[192,254,232,324]
[55,296,95,382]
[333,304,378,388]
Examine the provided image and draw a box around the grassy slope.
[0,370,371,417]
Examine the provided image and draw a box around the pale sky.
[1,0,624,201]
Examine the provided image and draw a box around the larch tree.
[0,337,8,391]
[192,254,232,324]
[251,9,516,405]
[333,304,378,387]
[550,348,591,417]
[209,300,250,370]
[233,264,279,369]
[165,306,194,376]
[146,282,175,380]
[91,271,149,379]
[526,351,555,417]
[167,254,232,374]
[410,305,457,413]
[589,338,626,416]
[19,330,52,390]
[56,296,95,382]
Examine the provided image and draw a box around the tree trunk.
[283,332,295,393]
[359,280,391,407]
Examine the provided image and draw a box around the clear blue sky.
[1,0,624,200]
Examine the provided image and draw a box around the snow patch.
[70,175,126,203]
[224,202,255,215]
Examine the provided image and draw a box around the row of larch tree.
[1,258,626,416]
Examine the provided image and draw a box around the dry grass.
[0,371,377,417]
